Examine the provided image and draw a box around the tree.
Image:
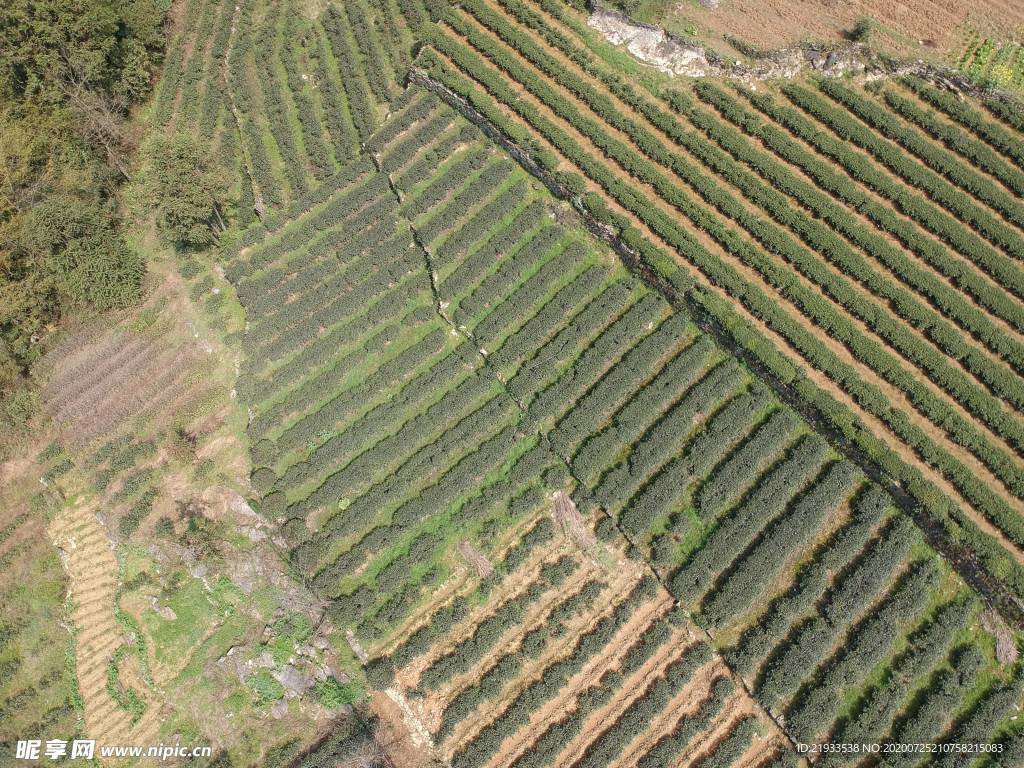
[137,132,230,249]
[0,0,165,444]
[18,194,144,309]
[0,0,165,106]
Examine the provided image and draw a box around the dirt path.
[49,499,161,752]
[674,698,755,766]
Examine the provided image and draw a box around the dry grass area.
[40,269,222,449]
[649,0,1024,61]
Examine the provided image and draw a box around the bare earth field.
[644,0,1024,61]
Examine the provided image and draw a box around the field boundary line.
[405,65,1024,635]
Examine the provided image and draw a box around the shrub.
[246,670,285,704]
[315,677,364,709]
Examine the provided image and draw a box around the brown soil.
[370,692,437,768]
[426,562,626,735]
[674,698,755,766]
[416,548,610,712]
[461,584,672,767]
[735,737,797,768]
[647,0,1024,63]
[388,524,561,680]
[420,551,595,704]
[373,571,473,661]
[383,516,544,649]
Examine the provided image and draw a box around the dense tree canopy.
[0,0,167,105]
[0,0,166,435]
[136,133,229,249]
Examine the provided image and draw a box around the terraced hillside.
[48,485,162,748]
[230,90,1024,765]
[414,0,1024,607]
[22,0,1017,763]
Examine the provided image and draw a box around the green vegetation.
[0,467,83,754]
[0,0,166,436]
[220,50,1022,762]
[422,0,1024,606]
[948,30,1024,92]
[5,0,1024,766]
[314,677,364,709]
[135,132,230,248]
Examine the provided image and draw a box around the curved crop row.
[724,486,889,675]
[817,598,972,767]
[699,460,862,626]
